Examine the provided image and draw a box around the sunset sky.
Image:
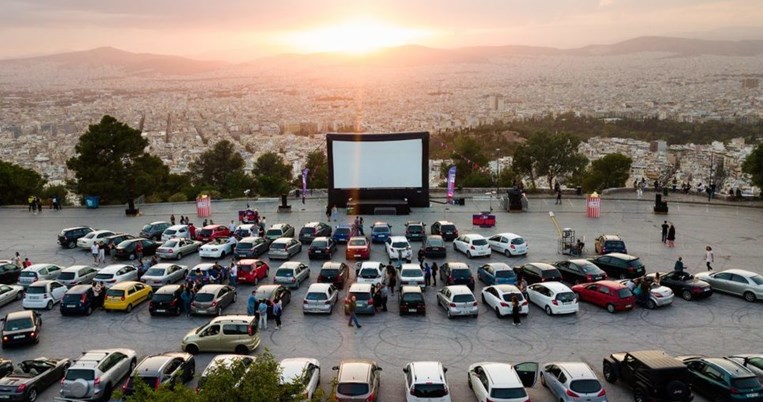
[1,0,762,61]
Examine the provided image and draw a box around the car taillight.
[522,300,528,306]
[211,300,218,307]
[597,388,606,396]
[566,389,580,398]
[324,300,332,304]
[367,392,376,401]
[121,296,125,301]
[552,300,559,305]
[248,325,254,335]
[16,384,26,393]
[168,249,174,253]
[472,301,478,306]
[171,299,178,306]
[94,377,101,385]
[500,302,509,307]
[470,245,475,250]
[155,377,161,389]
[303,300,308,304]
[586,275,593,281]
[655,293,663,298]
[291,277,297,282]
[692,287,703,293]
[367,298,373,304]
[449,303,456,307]
[510,245,515,249]
[627,267,634,272]
[81,294,87,303]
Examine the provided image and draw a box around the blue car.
[332,224,353,244]
[60,285,102,315]
[370,222,392,243]
[477,263,517,285]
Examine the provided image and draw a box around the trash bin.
[576,186,583,196]
[84,196,100,209]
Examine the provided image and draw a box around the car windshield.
[312,241,328,248]
[20,271,37,278]
[106,289,125,297]
[59,272,76,280]
[236,243,253,250]
[451,269,471,278]
[472,239,488,246]
[511,237,525,245]
[200,229,213,236]
[408,226,423,233]
[270,243,286,250]
[194,293,215,302]
[142,224,153,231]
[578,262,601,273]
[441,225,456,232]
[4,318,33,331]
[276,269,293,277]
[63,294,83,302]
[266,229,282,237]
[305,292,327,301]
[164,241,178,248]
[401,270,421,278]
[335,228,350,235]
[453,294,475,303]
[165,229,177,235]
[402,293,424,303]
[495,270,515,278]
[605,241,625,250]
[412,383,447,397]
[392,242,408,248]
[65,368,95,381]
[627,259,645,270]
[26,286,47,294]
[239,264,254,272]
[501,292,523,302]
[299,228,315,235]
[731,377,761,389]
[556,292,576,302]
[95,273,114,280]
[751,275,763,285]
[617,288,633,298]
[349,239,367,246]
[153,294,175,302]
[360,269,379,278]
[321,269,339,276]
[372,226,389,233]
[144,268,166,277]
[491,388,527,398]
[427,239,444,247]
[337,383,369,396]
[570,379,602,394]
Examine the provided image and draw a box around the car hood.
[0,376,36,386]
[651,286,673,297]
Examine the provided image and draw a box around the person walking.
[347,295,361,328]
[373,285,382,312]
[705,246,714,271]
[23,258,31,268]
[188,223,196,239]
[325,205,331,222]
[181,288,193,317]
[229,261,238,287]
[247,291,257,316]
[511,296,521,326]
[97,241,106,266]
[135,240,144,260]
[674,257,684,272]
[91,243,99,265]
[358,217,365,235]
[661,221,669,244]
[417,248,425,265]
[666,224,676,248]
[386,264,397,295]
[257,299,268,330]
[380,284,388,312]
[424,262,432,287]
[431,262,438,286]
[272,298,282,330]
[396,249,404,268]
[556,188,562,205]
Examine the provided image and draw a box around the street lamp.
[495,148,501,196]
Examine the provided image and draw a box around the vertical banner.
[586,192,601,218]
[196,194,211,217]
[301,168,309,204]
[446,166,457,203]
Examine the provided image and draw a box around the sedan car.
[253,285,292,319]
[199,237,237,259]
[541,362,608,402]
[1,310,42,347]
[237,259,269,285]
[302,283,339,314]
[423,235,447,259]
[268,238,302,260]
[399,264,426,290]
[526,282,579,316]
[317,262,350,290]
[0,261,22,285]
[190,284,236,316]
[454,234,491,258]
[308,237,337,260]
[370,222,392,243]
[22,280,67,310]
[679,356,763,402]
[588,253,645,280]
[273,262,310,289]
[114,238,161,260]
[140,263,188,288]
[437,285,479,318]
[346,236,371,260]
[404,221,426,241]
[554,259,608,285]
[234,236,269,259]
[478,263,517,285]
[298,221,332,244]
[646,271,713,301]
[487,233,529,257]
[617,279,674,309]
[468,362,539,402]
[0,357,72,402]
[103,281,152,312]
[156,238,202,260]
[76,230,116,249]
[0,285,24,308]
[572,280,635,313]
[279,358,321,400]
[482,284,529,318]
[696,269,763,302]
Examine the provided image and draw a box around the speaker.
[655,194,662,205]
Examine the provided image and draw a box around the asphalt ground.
[1,195,762,402]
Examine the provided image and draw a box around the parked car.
[602,350,693,402]
[236,259,269,285]
[332,224,353,244]
[513,263,562,285]
[268,238,302,260]
[0,285,24,308]
[527,282,579,316]
[122,352,195,395]
[403,361,451,401]
[186,264,216,285]
[181,315,260,355]
[481,284,529,317]
[437,285,479,319]
[273,262,310,289]
[196,225,231,243]
[140,263,188,288]
[453,234,491,258]
[190,284,236,316]
[399,286,426,315]
[440,262,475,290]
[468,361,539,402]
[423,235,447,259]
[430,221,458,241]
[477,263,517,285]
[140,221,171,241]
[404,221,426,241]
[102,233,135,250]
[572,280,635,313]
[346,236,371,260]
[161,224,191,241]
[594,234,627,255]
[232,224,257,241]
[318,262,350,289]
[487,233,529,257]
[265,223,295,242]
[60,285,101,316]
[0,261,21,285]
[1,310,42,347]
[308,237,337,260]
[588,253,645,280]
[299,221,333,244]
[103,281,152,312]
[646,271,713,301]
[18,264,63,289]
[57,226,94,249]
[0,359,11,378]
[554,259,608,285]
[94,264,139,288]
[370,222,392,243]
[149,284,185,316]
[253,285,292,318]
[679,356,763,402]
[156,238,202,260]
[696,269,763,302]
[114,238,161,260]
[725,355,763,381]
[331,359,382,402]
[302,283,339,314]
[344,283,375,315]
[355,261,385,286]
[617,279,674,309]
[77,230,116,249]
[385,236,412,262]
[197,354,255,391]
[22,280,67,310]
[399,264,426,290]
[541,362,608,402]
[234,236,269,259]
[0,357,72,402]
[279,358,321,400]
[59,348,137,402]
[58,265,99,287]
[199,237,237,259]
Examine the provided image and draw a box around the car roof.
[722,269,758,278]
[99,264,132,273]
[67,285,92,294]
[495,232,522,238]
[401,285,422,294]
[148,221,169,225]
[599,234,623,240]
[311,237,331,242]
[336,224,352,229]
[137,354,178,373]
[447,262,470,270]
[360,261,383,269]
[272,238,293,244]
[303,222,321,227]
[605,252,637,260]
[401,264,422,271]
[151,263,183,269]
[63,265,94,272]
[568,259,593,265]
[270,223,288,229]
[236,224,255,229]
[307,283,333,292]
[192,263,215,271]
[202,224,224,230]
[479,362,523,388]
[406,221,424,225]
[627,350,685,369]
[205,354,255,372]
[240,237,263,244]
[255,284,280,292]
[27,280,57,287]
[371,222,389,226]
[338,360,375,382]
[156,284,182,293]
[592,280,627,289]
[63,226,92,231]
[536,281,573,292]
[408,361,446,383]
[493,284,521,293]
[167,225,188,230]
[280,358,319,382]
[446,285,473,294]
[435,220,454,225]
[349,236,368,242]
[526,263,558,271]
[554,362,598,379]
[704,357,756,377]
[5,310,35,320]
[463,234,485,239]
[25,264,59,271]
[485,263,512,271]
[389,236,408,242]
[279,261,303,269]
[109,281,142,290]
[321,262,345,270]
[208,315,254,324]
[198,284,226,293]
[237,259,261,264]
[349,283,372,292]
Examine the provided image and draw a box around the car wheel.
[540,373,547,387]
[185,344,199,355]
[66,240,76,249]
[646,299,657,309]
[495,307,502,318]
[606,303,616,313]
[545,305,553,316]
[447,310,453,319]
[216,306,222,316]
[466,251,472,258]
[602,361,617,383]
[46,301,53,310]
[100,383,113,402]
[15,292,23,300]
[86,306,93,315]
[468,374,473,389]
[126,304,133,313]
[481,294,487,303]
[681,290,693,301]
[744,291,757,302]
[176,253,183,260]
[232,293,237,303]
[235,345,249,355]
[504,249,511,257]
[633,387,647,402]
[27,387,38,402]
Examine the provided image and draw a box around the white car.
[233,224,258,239]
[437,285,478,318]
[526,282,578,315]
[140,263,188,288]
[161,224,191,241]
[279,358,321,400]
[355,261,385,286]
[302,283,339,314]
[156,238,202,260]
[93,264,139,288]
[22,280,67,310]
[481,285,529,317]
[199,354,256,389]
[404,361,451,402]
[487,233,528,257]
[385,236,412,262]
[399,264,426,290]
[468,362,539,402]
[454,234,491,258]
[77,230,116,249]
[199,237,237,259]
[617,279,674,309]
[541,362,608,402]
[0,284,24,308]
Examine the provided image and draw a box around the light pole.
[495,148,501,196]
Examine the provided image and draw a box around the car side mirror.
[332,366,339,371]
[443,367,448,373]
[375,367,382,371]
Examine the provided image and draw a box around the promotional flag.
[301,168,309,204]
[447,166,457,202]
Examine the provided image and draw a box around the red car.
[196,225,230,243]
[237,259,269,285]
[572,280,635,313]
[345,236,371,260]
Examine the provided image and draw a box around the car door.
[438,288,448,308]
[709,272,733,293]
[305,363,320,396]
[484,287,499,309]
[50,281,67,302]
[543,364,564,398]
[729,274,751,296]
[111,352,131,382]
[469,366,490,401]
[514,362,539,387]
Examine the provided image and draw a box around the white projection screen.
[332,139,422,189]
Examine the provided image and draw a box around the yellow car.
[103,281,152,312]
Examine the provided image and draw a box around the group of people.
[659,220,677,247]
[247,291,283,330]
[90,241,117,266]
[12,252,32,268]
[624,273,661,306]
[349,216,365,237]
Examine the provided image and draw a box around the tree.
[66,115,168,205]
[303,150,329,189]
[0,161,45,205]
[742,143,763,189]
[252,152,293,196]
[511,131,588,190]
[188,140,248,197]
[580,153,632,192]
[437,136,492,187]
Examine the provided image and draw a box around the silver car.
[268,238,302,260]
[141,263,188,288]
[617,279,674,309]
[696,269,763,302]
[156,238,201,260]
[302,283,339,314]
[437,285,479,318]
[58,265,99,287]
[273,262,310,289]
[59,348,137,401]
[190,284,236,316]
[0,284,24,308]
[399,264,426,290]
[17,264,63,288]
[541,362,608,402]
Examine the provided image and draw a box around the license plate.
[30,296,39,300]
[625,305,632,308]
[408,309,417,312]
[354,254,361,257]
[704,288,710,292]
[748,393,759,397]
[156,309,166,313]
[13,335,24,339]
[66,304,76,308]
[0,395,11,399]
[315,250,322,253]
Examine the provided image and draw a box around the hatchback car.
[332,224,353,244]
[232,224,257,240]
[103,281,152,312]
[59,348,137,401]
[148,284,184,316]
[186,264,215,285]
[140,263,188,288]
[430,221,458,241]
[437,285,478,318]
[268,238,302,260]
[0,285,24,308]
[513,263,562,285]
[332,359,382,402]
[399,264,426,290]
[303,283,339,314]
[594,234,627,255]
[308,237,337,260]
[469,361,539,402]
[299,221,332,244]
[355,262,385,286]
[279,358,321,400]
[236,259,269,285]
[399,286,426,315]
[273,262,310,289]
[122,352,195,395]
[234,236,269,259]
[0,357,72,402]
[554,259,608,285]
[196,225,231,243]
[404,361,451,401]
[488,233,529,257]
[440,262,475,290]
[1,310,42,347]
[60,285,101,315]
[680,356,763,402]
[22,280,67,310]
[588,253,645,280]
[140,221,171,241]
[77,230,116,249]
[478,263,517,285]
[94,264,138,288]
[265,223,295,242]
[454,234,491,258]
[541,362,608,402]
[647,271,713,301]
[190,284,236,316]
[57,226,94,249]
[572,280,635,313]
[0,261,21,285]
[103,233,135,250]
[370,222,393,243]
[617,279,674,309]
[344,283,376,315]
[424,235,447,259]
[114,238,160,260]
[181,315,260,355]
[197,354,255,391]
[199,237,237,259]
[386,236,413,262]
[318,262,350,289]
[527,282,579,315]
[405,221,427,241]
[161,224,191,241]
[58,265,99,287]
[696,269,763,302]
[482,284,529,317]
[346,236,371,260]
[253,285,292,319]
[156,238,201,260]
[18,264,63,289]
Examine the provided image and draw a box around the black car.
[423,235,447,259]
[149,284,184,316]
[57,226,93,249]
[298,221,333,244]
[253,285,292,319]
[0,262,21,285]
[103,233,135,249]
[308,237,337,260]
[440,262,475,290]
[1,310,42,348]
[603,350,693,402]
[114,238,161,260]
[317,262,350,290]
[679,356,763,402]
[588,253,646,280]
[399,286,426,315]
[430,221,458,241]
[513,263,562,285]
[0,359,11,379]
[405,221,426,241]
[140,221,171,241]
[0,357,72,401]
[554,259,608,284]
[234,237,268,259]
[647,271,713,301]
[60,285,102,316]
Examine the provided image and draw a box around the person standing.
[135,240,144,260]
[260,216,267,230]
[331,205,338,222]
[666,224,676,247]
[13,252,22,269]
[556,188,562,205]
[23,258,31,268]
[347,295,361,328]
[431,262,438,286]
[424,262,432,287]
[521,193,528,211]
[229,220,236,232]
[386,264,397,295]
[325,205,331,222]
[417,248,425,264]
[91,243,99,265]
[705,246,714,271]
[358,217,365,235]
[380,284,388,312]
[247,291,257,316]
[674,257,684,272]
[257,299,268,330]
[373,285,382,312]
[181,288,193,317]
[272,298,282,330]
[170,214,176,225]
[229,261,238,287]
[188,223,196,240]
[518,276,528,298]
[397,249,404,268]
[661,221,669,244]
[511,296,521,326]
[97,241,106,266]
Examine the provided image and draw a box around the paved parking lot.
[1,196,761,401]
